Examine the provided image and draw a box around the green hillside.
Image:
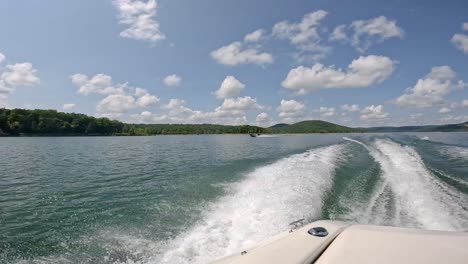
[268,120,362,134]
[268,123,289,129]
[367,121,468,132]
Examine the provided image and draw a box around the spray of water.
[344,137,468,231]
[153,144,346,264]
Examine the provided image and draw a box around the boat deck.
[212,220,468,264]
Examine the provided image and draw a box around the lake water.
[1,133,468,263]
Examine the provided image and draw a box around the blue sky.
[0,0,467,127]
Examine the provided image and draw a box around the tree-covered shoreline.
[0,108,265,136]
[1,108,466,136]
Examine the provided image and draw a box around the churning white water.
[154,144,346,264]
[344,137,468,231]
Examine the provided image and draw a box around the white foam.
[430,167,468,187]
[256,135,278,138]
[342,137,366,147]
[153,144,346,264]
[343,137,468,230]
[341,137,395,225]
[370,139,468,231]
[362,181,391,224]
[439,145,468,160]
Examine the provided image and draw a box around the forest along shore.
[1,108,466,136]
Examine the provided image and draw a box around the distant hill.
[269,123,289,129]
[268,120,362,134]
[367,121,468,132]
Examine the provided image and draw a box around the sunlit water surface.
[1,133,467,263]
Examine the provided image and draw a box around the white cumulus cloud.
[62,103,76,110]
[426,65,456,80]
[277,99,306,122]
[438,107,451,114]
[439,115,468,124]
[97,94,136,114]
[215,76,245,99]
[256,112,271,127]
[273,10,327,46]
[244,29,265,43]
[214,96,263,114]
[113,0,165,43]
[282,55,396,94]
[451,23,468,54]
[360,105,388,120]
[140,110,152,117]
[211,41,273,66]
[331,16,404,52]
[319,106,335,117]
[395,66,462,108]
[1,63,40,87]
[211,28,273,66]
[163,74,182,87]
[272,10,330,61]
[140,96,265,125]
[199,96,264,124]
[350,16,404,52]
[0,80,11,97]
[158,99,202,122]
[161,98,186,110]
[0,53,5,64]
[329,25,347,41]
[341,104,360,112]
[72,72,159,116]
[451,35,468,54]
[131,92,270,124]
[0,61,40,100]
[136,88,159,107]
[71,73,124,95]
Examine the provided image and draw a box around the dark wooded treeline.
[0,108,265,136]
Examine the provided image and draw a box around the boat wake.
[156,138,468,264]
[343,137,468,231]
[438,145,468,161]
[27,138,468,264]
[155,144,346,264]
[256,135,279,138]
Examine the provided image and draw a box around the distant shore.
[1,108,467,137]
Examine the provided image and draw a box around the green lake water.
[1,133,467,263]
